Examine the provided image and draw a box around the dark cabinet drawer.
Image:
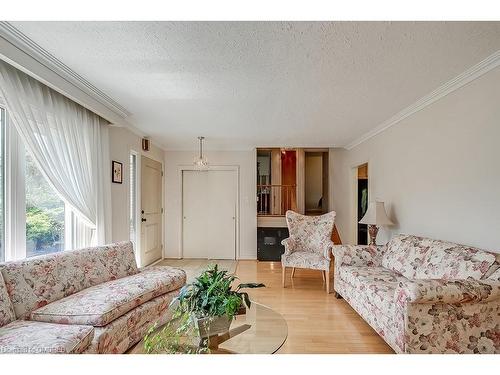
[257,227,289,261]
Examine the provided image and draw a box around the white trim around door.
[129,150,165,266]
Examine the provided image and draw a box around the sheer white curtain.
[0,60,111,245]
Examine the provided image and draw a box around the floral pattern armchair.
[281,210,336,293]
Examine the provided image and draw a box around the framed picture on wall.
[112,161,123,184]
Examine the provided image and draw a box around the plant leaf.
[240,292,252,309]
[237,283,265,290]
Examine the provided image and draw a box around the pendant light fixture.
[193,136,209,170]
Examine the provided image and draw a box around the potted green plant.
[144,264,264,353]
[176,264,264,337]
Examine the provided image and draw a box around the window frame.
[129,149,141,265]
[1,105,92,261]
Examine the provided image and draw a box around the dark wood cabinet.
[257,227,289,261]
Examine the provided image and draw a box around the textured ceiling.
[10,21,500,150]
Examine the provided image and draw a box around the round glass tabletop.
[131,302,288,354]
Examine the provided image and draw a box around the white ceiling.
[10,21,500,150]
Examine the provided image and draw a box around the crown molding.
[0,21,131,118]
[0,22,170,150]
[344,50,500,150]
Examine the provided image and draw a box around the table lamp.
[359,201,393,245]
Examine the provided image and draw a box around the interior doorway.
[356,163,369,245]
[182,169,237,260]
[304,151,329,215]
[140,155,163,266]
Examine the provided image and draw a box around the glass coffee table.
[131,302,288,354]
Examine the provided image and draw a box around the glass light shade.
[193,156,209,170]
[193,136,209,170]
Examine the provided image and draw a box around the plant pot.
[193,315,232,338]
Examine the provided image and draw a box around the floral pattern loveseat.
[0,242,186,354]
[333,234,500,354]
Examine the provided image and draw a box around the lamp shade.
[359,201,394,226]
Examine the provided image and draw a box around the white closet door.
[206,170,237,259]
[182,170,237,259]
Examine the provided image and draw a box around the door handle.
[141,218,147,222]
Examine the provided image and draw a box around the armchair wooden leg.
[291,267,296,278]
[322,270,326,282]
[325,270,330,294]
[282,266,286,288]
[334,292,343,299]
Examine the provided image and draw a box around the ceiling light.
[193,136,209,170]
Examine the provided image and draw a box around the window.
[0,108,5,262]
[0,107,92,261]
[25,150,65,257]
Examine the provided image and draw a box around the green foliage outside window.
[26,205,63,250]
[25,152,64,254]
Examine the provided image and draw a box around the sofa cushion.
[0,241,138,319]
[339,266,405,314]
[414,241,496,280]
[381,234,431,279]
[30,266,186,327]
[282,252,330,271]
[482,253,500,280]
[487,267,500,282]
[0,320,93,354]
[84,290,177,353]
[0,273,15,328]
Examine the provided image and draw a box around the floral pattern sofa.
[0,241,186,354]
[333,234,500,354]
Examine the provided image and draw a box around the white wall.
[332,66,500,252]
[108,127,165,243]
[164,150,257,259]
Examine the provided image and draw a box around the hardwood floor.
[157,259,237,282]
[234,260,393,354]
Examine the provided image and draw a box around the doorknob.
[141,218,147,222]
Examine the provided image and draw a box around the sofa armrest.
[281,236,300,256]
[396,279,500,305]
[322,240,335,260]
[332,244,385,267]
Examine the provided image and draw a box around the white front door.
[182,169,237,259]
[140,156,163,266]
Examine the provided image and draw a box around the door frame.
[129,149,165,266]
[350,160,371,245]
[178,165,240,260]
